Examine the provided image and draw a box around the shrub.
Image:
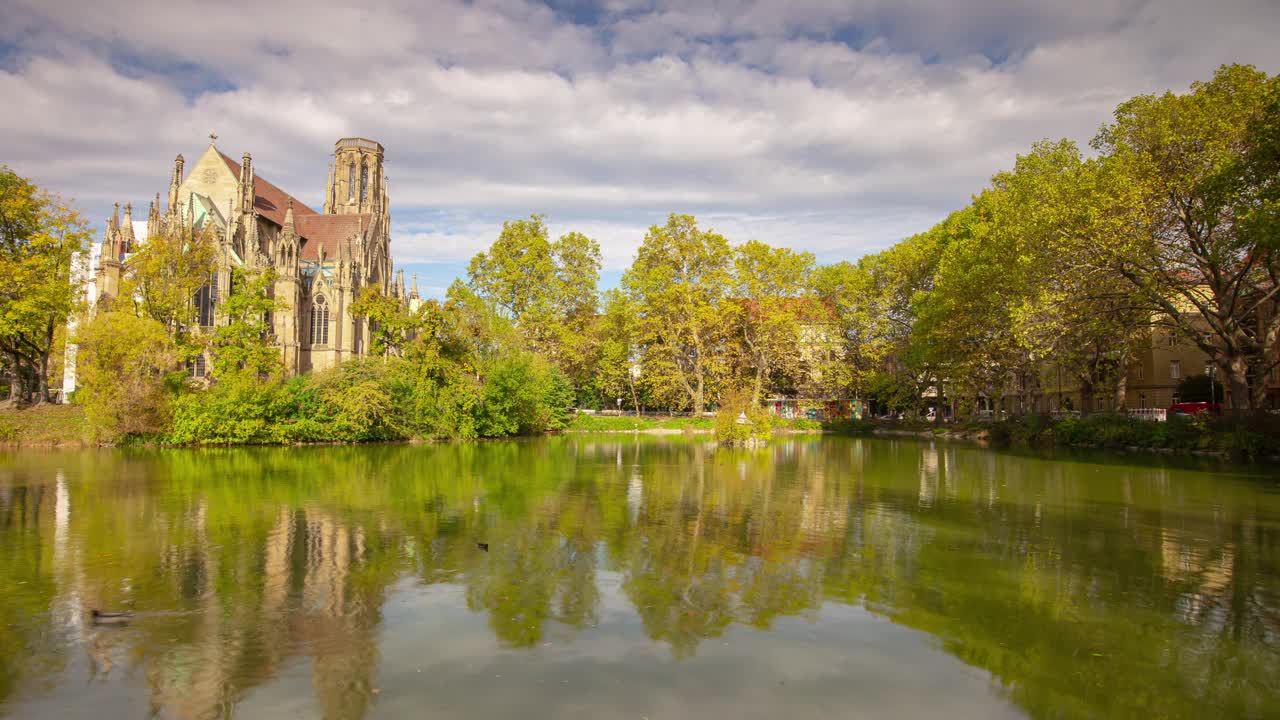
[714,387,773,446]
[75,311,180,439]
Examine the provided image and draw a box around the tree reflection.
[0,437,1277,718]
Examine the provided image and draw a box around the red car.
[1168,402,1222,417]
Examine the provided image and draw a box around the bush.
[75,311,180,439]
[713,388,773,446]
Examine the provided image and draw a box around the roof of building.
[296,214,372,262]
[218,152,318,227]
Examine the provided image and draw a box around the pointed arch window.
[311,295,330,346]
[348,164,356,200]
[360,162,369,205]
[195,272,217,327]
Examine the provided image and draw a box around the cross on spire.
[208,131,218,145]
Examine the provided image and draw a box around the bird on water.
[90,609,133,625]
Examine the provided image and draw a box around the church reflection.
[1,437,1278,719]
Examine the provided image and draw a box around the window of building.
[360,162,369,205]
[1170,360,1181,380]
[348,164,356,200]
[188,354,206,378]
[311,295,330,345]
[1168,332,1178,348]
[195,274,217,327]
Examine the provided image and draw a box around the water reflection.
[1,437,1278,719]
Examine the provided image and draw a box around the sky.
[2,0,1279,297]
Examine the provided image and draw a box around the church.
[92,135,416,376]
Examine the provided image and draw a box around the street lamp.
[1206,364,1216,408]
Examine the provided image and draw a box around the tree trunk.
[1079,377,1094,415]
[37,317,54,403]
[752,365,764,408]
[1225,355,1253,413]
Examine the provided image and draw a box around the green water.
[1,436,1278,719]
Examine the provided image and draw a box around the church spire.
[168,154,184,213]
[324,163,334,214]
[147,195,160,239]
[283,198,296,236]
[240,151,254,214]
[120,203,135,253]
[410,273,419,299]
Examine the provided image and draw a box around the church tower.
[323,138,385,216]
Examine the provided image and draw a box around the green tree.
[121,225,218,340]
[351,285,420,358]
[1092,64,1280,410]
[0,168,92,402]
[75,310,179,437]
[732,240,815,405]
[622,214,733,415]
[208,268,283,382]
[465,216,602,389]
[596,289,640,413]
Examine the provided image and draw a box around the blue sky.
[2,0,1278,296]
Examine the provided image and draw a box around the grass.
[0,403,97,446]
[567,413,827,433]
[567,413,714,431]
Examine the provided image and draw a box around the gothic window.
[187,354,206,378]
[348,163,356,200]
[360,162,369,205]
[195,274,217,327]
[311,295,330,346]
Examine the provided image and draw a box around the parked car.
[1167,402,1222,417]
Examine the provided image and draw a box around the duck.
[476,542,489,552]
[90,609,133,625]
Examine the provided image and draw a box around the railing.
[1127,408,1167,422]
[1049,410,1081,419]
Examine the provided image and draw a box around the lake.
[1,436,1278,719]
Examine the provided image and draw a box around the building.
[90,135,416,378]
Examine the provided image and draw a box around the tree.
[0,168,92,402]
[351,285,420,358]
[466,215,602,393]
[122,225,218,340]
[1092,64,1280,410]
[622,214,733,415]
[1176,373,1225,404]
[75,311,179,437]
[596,289,640,413]
[983,140,1147,413]
[208,268,282,382]
[732,240,815,405]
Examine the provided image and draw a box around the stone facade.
[92,136,417,377]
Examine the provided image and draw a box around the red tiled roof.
[219,152,318,227]
[296,214,371,261]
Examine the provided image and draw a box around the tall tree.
[1092,64,1280,410]
[208,268,283,382]
[622,214,732,414]
[123,225,218,341]
[0,168,92,402]
[732,240,815,405]
[466,215,601,392]
[596,289,640,413]
[351,285,422,358]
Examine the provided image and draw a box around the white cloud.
[2,0,1278,276]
